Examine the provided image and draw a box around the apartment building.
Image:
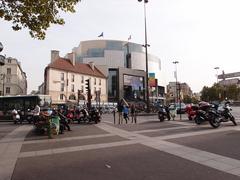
[0,57,27,96]
[44,50,107,104]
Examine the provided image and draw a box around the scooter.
[89,108,101,124]
[158,105,170,122]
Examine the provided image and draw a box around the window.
[60,83,64,92]
[7,68,11,74]
[71,74,74,82]
[94,78,96,85]
[99,79,101,85]
[60,73,64,81]
[6,77,11,83]
[81,76,84,83]
[60,94,64,100]
[69,94,76,100]
[99,87,101,92]
[94,87,96,92]
[7,59,11,63]
[6,87,10,94]
[81,85,84,92]
[71,84,74,92]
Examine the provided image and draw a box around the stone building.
[44,50,107,105]
[0,57,27,96]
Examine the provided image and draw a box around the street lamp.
[173,61,182,120]
[138,0,150,113]
[173,61,179,103]
[214,67,219,83]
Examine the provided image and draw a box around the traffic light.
[85,79,90,93]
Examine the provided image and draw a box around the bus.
[0,95,51,120]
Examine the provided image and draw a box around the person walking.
[117,101,123,124]
[130,104,137,123]
[33,104,40,124]
[123,105,129,124]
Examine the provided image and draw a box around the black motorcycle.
[89,108,101,124]
[158,105,170,122]
[194,102,221,128]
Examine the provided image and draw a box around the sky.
[0,0,240,93]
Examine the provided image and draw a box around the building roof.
[47,58,106,78]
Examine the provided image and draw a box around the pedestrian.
[117,100,123,124]
[123,105,129,124]
[58,110,71,134]
[113,106,117,124]
[130,104,137,123]
[12,108,18,124]
[33,104,40,124]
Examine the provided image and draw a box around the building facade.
[0,57,27,96]
[44,51,107,105]
[68,39,166,102]
[167,82,192,103]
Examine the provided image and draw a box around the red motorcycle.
[186,104,198,120]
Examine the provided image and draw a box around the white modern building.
[44,50,107,105]
[0,57,27,96]
[67,39,166,102]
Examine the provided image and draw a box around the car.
[170,103,186,114]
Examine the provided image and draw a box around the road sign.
[218,72,240,79]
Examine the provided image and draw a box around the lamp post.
[214,67,219,84]
[138,0,150,113]
[0,42,5,96]
[173,61,179,103]
[173,61,181,120]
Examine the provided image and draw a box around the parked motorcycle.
[194,102,221,128]
[186,104,198,120]
[77,108,90,123]
[216,102,237,126]
[89,108,101,124]
[158,105,170,122]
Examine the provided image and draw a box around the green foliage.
[200,84,240,101]
[0,0,81,39]
[183,95,192,104]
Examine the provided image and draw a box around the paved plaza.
[1,108,240,180]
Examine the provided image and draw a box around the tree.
[200,84,240,102]
[0,0,81,40]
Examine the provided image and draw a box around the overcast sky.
[0,0,240,93]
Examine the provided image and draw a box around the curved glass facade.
[72,40,165,101]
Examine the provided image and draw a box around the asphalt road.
[1,106,240,180]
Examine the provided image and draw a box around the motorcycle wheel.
[159,115,164,122]
[194,115,202,125]
[208,115,220,128]
[230,116,237,126]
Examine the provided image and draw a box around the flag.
[98,32,104,37]
[128,35,131,41]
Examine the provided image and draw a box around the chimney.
[67,52,76,66]
[89,62,95,71]
[51,50,59,63]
